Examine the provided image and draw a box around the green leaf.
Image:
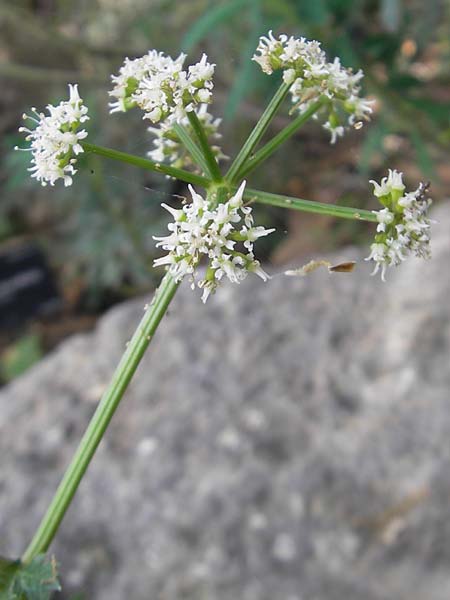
[389,73,421,90]
[1,334,43,383]
[181,0,254,51]
[410,129,436,179]
[0,555,60,600]
[294,0,328,25]
[364,33,400,64]
[259,0,297,22]
[0,216,14,242]
[332,35,360,69]
[0,557,21,597]
[406,97,450,127]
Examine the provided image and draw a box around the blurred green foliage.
[0,0,448,308]
[0,554,60,599]
[0,333,43,382]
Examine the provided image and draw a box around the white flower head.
[253,31,325,76]
[153,181,274,302]
[253,31,374,142]
[16,84,89,186]
[109,50,215,124]
[365,175,432,280]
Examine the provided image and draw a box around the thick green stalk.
[237,99,325,179]
[22,273,180,563]
[81,142,209,187]
[172,123,210,176]
[245,188,378,222]
[226,81,291,183]
[186,110,222,182]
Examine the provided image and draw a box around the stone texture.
[1,204,450,600]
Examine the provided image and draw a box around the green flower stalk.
[22,273,179,564]
[149,105,227,172]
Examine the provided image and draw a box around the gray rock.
[1,204,450,600]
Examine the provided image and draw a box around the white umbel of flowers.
[153,181,274,302]
[252,31,373,143]
[16,84,89,187]
[147,105,227,169]
[365,170,432,281]
[109,50,215,124]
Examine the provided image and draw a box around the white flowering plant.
[3,32,433,598]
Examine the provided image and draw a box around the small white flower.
[252,30,288,74]
[367,243,389,281]
[323,121,345,144]
[365,174,432,280]
[248,260,271,281]
[283,68,297,84]
[398,192,415,208]
[188,53,215,82]
[370,169,405,198]
[387,169,406,191]
[16,84,89,187]
[199,280,215,303]
[367,242,387,261]
[197,89,212,103]
[375,207,395,232]
[153,181,274,302]
[347,95,374,123]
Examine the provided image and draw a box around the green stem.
[245,188,378,222]
[226,81,291,183]
[187,110,222,182]
[237,99,325,179]
[81,142,209,187]
[21,273,180,563]
[172,123,210,176]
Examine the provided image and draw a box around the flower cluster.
[252,31,373,143]
[16,85,89,187]
[366,170,432,281]
[109,51,214,124]
[147,104,227,170]
[153,182,274,302]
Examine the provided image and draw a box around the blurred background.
[0,0,449,382]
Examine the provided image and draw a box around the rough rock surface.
[1,204,450,600]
